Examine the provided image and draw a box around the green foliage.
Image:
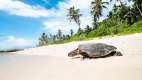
[88,20,142,38]
[38,20,142,45]
[119,21,142,34]
[37,0,142,45]
[123,8,137,25]
[117,4,129,21]
[85,25,92,36]
[77,27,83,35]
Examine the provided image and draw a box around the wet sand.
[0,55,142,80]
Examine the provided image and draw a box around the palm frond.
[102,5,108,10]
[102,2,109,5]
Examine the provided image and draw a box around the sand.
[0,33,142,80]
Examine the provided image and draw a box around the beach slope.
[0,33,142,80]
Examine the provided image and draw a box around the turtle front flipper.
[79,51,90,60]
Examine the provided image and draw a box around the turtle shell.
[78,43,117,58]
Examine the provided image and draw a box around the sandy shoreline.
[14,33,142,57]
[0,33,142,80]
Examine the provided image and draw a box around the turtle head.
[115,51,123,56]
[68,48,79,57]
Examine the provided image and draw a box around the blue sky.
[0,0,66,50]
[21,0,64,9]
[0,0,119,50]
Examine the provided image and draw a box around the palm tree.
[107,11,113,18]
[53,35,56,42]
[85,25,92,36]
[136,4,142,16]
[124,8,136,25]
[70,29,74,36]
[38,33,48,46]
[77,27,83,35]
[117,4,129,21]
[67,6,82,28]
[126,0,142,16]
[132,0,142,16]
[110,3,129,22]
[112,4,119,16]
[91,0,109,27]
[57,29,62,40]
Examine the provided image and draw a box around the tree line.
[38,0,142,46]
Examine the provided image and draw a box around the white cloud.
[0,0,53,18]
[0,0,111,34]
[43,18,77,34]
[0,36,34,50]
[6,36,32,46]
[43,0,113,34]
[43,0,93,34]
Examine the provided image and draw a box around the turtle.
[68,43,122,59]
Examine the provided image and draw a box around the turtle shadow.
[70,51,123,60]
[87,51,123,60]
[71,56,81,59]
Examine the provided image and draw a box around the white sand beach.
[0,33,142,80]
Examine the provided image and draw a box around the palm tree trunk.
[93,15,98,29]
[136,4,142,16]
[78,21,81,29]
[74,19,81,29]
[94,15,96,22]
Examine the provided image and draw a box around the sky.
[0,0,127,50]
